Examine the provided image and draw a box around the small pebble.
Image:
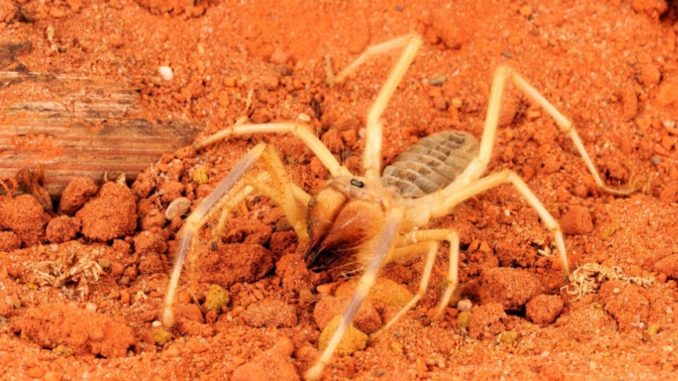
[165,197,191,220]
[158,66,174,81]
[457,299,472,312]
[428,75,446,86]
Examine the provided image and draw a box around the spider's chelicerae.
[162,34,633,380]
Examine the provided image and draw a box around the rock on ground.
[654,254,678,280]
[560,205,594,235]
[190,243,273,287]
[241,298,297,328]
[58,177,98,215]
[468,303,507,340]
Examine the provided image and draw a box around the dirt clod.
[336,277,413,311]
[159,180,184,203]
[468,303,507,339]
[319,315,368,356]
[0,194,48,245]
[241,298,297,328]
[654,254,678,280]
[45,216,80,243]
[134,230,167,255]
[58,177,98,215]
[630,0,668,19]
[190,243,273,287]
[11,303,135,358]
[600,281,650,331]
[77,182,137,241]
[656,80,678,107]
[560,205,594,235]
[526,294,564,326]
[313,295,382,334]
[478,268,542,310]
[232,338,299,381]
[0,230,21,251]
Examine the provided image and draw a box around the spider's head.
[303,175,387,272]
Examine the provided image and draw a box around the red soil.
[1,1,677,380]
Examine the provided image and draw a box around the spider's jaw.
[304,198,385,272]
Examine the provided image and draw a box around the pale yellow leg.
[327,34,423,182]
[195,122,348,178]
[370,241,437,340]
[429,170,569,275]
[305,208,404,381]
[210,181,256,246]
[446,66,635,195]
[260,146,309,241]
[163,144,311,328]
[385,228,460,322]
[163,144,266,327]
[402,229,461,319]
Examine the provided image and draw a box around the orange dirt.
[1,1,678,380]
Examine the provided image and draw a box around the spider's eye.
[350,179,364,188]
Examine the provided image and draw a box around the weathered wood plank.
[0,70,196,196]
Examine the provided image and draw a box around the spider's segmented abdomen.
[381,130,479,198]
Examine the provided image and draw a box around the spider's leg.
[441,66,634,195]
[399,229,461,320]
[508,68,634,195]
[195,122,348,178]
[429,170,569,275]
[305,208,404,381]
[370,241,437,340]
[328,34,422,181]
[371,228,460,332]
[163,144,265,327]
[163,144,310,328]
[212,145,310,244]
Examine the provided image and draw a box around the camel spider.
[161,34,633,380]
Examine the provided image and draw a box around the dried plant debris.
[564,263,655,300]
[26,244,103,299]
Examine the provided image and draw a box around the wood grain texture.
[0,70,196,196]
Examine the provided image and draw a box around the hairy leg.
[327,34,423,181]
[195,122,348,178]
[163,144,311,327]
[305,208,404,381]
[429,170,569,275]
[163,144,266,327]
[429,65,635,197]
